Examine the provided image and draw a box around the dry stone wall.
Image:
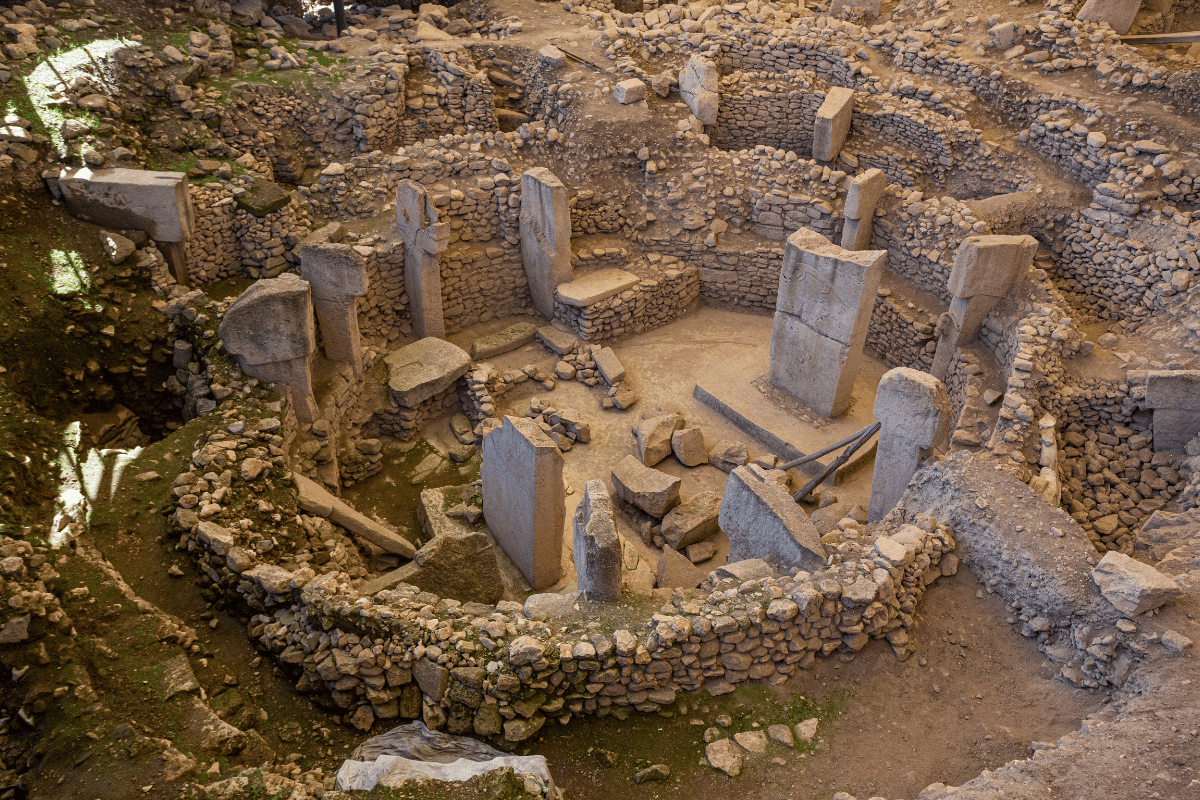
[552,258,700,342]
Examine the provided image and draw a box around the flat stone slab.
[556,268,640,308]
[384,337,471,408]
[471,322,538,360]
[719,465,826,572]
[536,325,578,356]
[1092,551,1180,615]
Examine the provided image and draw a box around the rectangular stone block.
[573,480,621,601]
[520,167,573,319]
[59,167,195,242]
[556,268,640,308]
[481,416,565,591]
[614,78,646,104]
[839,216,872,251]
[813,87,855,162]
[718,465,825,572]
[774,229,885,343]
[844,168,886,220]
[384,337,470,408]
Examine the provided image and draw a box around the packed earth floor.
[1,0,1199,798]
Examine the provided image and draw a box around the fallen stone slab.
[384,337,471,408]
[611,455,681,518]
[294,474,416,558]
[592,346,625,385]
[524,590,584,620]
[556,268,640,307]
[719,465,826,572]
[470,322,538,360]
[536,325,578,355]
[713,558,777,583]
[661,490,721,550]
[685,541,716,564]
[708,440,748,473]
[657,545,707,589]
[1092,552,1180,615]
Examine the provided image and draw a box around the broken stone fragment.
[705,738,744,777]
[708,440,748,472]
[635,412,684,466]
[661,490,721,550]
[1091,551,1180,615]
[671,427,707,467]
[656,546,706,589]
[611,455,681,518]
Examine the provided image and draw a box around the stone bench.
[384,337,471,408]
[556,268,640,308]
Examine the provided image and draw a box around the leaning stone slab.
[295,474,417,558]
[592,346,625,385]
[813,87,855,162]
[58,167,195,242]
[1092,551,1180,615]
[481,416,565,590]
[573,480,622,601]
[556,268,640,308]
[662,490,721,550]
[470,322,538,360]
[610,455,681,518]
[383,337,471,408]
[657,545,707,589]
[536,325,578,355]
[719,465,825,572]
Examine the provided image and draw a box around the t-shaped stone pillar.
[396,179,449,340]
[840,168,886,251]
[931,234,1037,379]
[868,368,952,522]
[218,273,319,423]
[1144,370,1200,452]
[769,228,885,418]
[299,242,369,377]
[519,167,573,320]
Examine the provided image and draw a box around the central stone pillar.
[519,167,573,319]
[299,242,369,376]
[868,368,952,522]
[396,179,449,339]
[769,228,885,418]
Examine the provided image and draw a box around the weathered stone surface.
[520,168,572,319]
[719,466,825,572]
[470,322,538,360]
[813,87,855,162]
[1076,0,1140,34]
[636,413,684,466]
[611,455,681,518]
[481,416,565,590]
[299,243,368,371]
[869,368,952,523]
[235,177,291,216]
[396,180,449,339]
[362,531,502,605]
[1145,371,1200,452]
[770,228,885,418]
[671,427,708,467]
[947,235,1038,300]
[844,168,886,220]
[680,55,718,124]
[709,440,748,473]
[592,346,625,385]
[58,167,195,242]
[661,491,721,549]
[556,269,640,308]
[657,545,707,589]
[384,338,470,408]
[1092,552,1180,615]
[573,480,622,602]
